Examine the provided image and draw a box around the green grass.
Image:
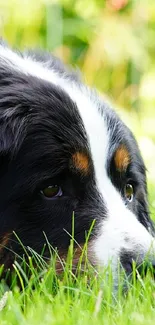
[0,215,155,325]
[0,259,155,325]
[1,271,155,325]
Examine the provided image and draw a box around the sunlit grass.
[0,220,155,325]
[0,242,155,325]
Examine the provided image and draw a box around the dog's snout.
[120,251,134,275]
[120,250,155,277]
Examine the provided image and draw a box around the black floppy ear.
[0,127,11,178]
[0,120,16,177]
[0,78,26,158]
[0,120,14,155]
[0,110,26,161]
[0,87,19,156]
[0,55,16,155]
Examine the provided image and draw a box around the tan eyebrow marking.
[72,152,89,174]
[114,145,130,172]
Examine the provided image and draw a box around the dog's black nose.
[120,251,155,277]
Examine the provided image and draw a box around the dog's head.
[0,42,154,279]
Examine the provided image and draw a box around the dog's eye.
[40,185,62,198]
[124,184,133,202]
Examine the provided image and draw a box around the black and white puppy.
[0,41,154,279]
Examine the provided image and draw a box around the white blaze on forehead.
[1,45,155,267]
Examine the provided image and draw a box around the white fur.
[1,45,155,272]
[0,45,70,88]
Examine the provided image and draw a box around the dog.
[0,40,155,281]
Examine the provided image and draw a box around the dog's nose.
[120,251,155,277]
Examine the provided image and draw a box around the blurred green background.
[0,0,155,215]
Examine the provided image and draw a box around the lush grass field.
[0,267,155,325]
[0,257,155,325]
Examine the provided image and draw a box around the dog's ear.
[0,121,13,174]
[0,89,18,156]
[0,122,12,154]
[0,57,15,155]
[0,109,25,159]
[0,70,27,157]
[0,117,19,157]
